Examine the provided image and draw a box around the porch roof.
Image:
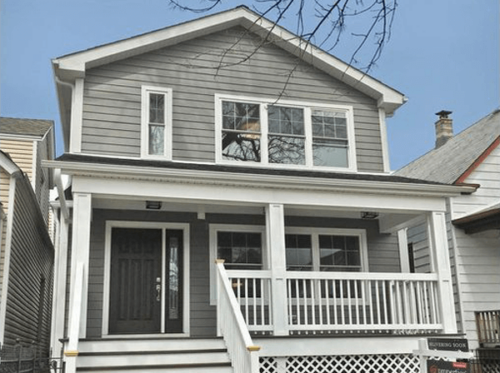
[52,153,470,189]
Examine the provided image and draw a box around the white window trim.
[284,227,369,272]
[141,86,173,159]
[209,224,267,305]
[102,220,190,337]
[215,94,357,172]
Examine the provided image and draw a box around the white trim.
[284,227,369,272]
[102,220,190,336]
[140,86,173,160]
[0,175,17,343]
[44,158,476,197]
[215,93,357,172]
[32,140,38,191]
[378,108,391,172]
[70,78,84,153]
[209,224,267,305]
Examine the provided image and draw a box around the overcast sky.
[0,0,498,170]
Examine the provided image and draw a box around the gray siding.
[3,175,53,353]
[81,27,384,172]
[84,211,398,337]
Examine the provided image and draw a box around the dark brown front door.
[109,228,162,334]
[109,227,184,334]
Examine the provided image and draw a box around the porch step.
[75,338,233,373]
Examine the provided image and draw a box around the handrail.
[226,269,443,335]
[65,263,85,373]
[216,260,260,373]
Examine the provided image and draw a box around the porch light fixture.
[146,201,162,210]
[361,211,379,219]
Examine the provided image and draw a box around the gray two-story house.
[46,7,474,373]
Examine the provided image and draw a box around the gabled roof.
[0,117,53,138]
[52,6,405,114]
[396,109,500,184]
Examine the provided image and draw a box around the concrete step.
[77,350,231,368]
[78,337,226,353]
[75,338,233,373]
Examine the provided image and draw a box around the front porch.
[47,162,473,372]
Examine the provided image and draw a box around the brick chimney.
[435,110,453,148]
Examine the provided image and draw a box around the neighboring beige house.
[45,7,475,373]
[0,118,55,358]
[397,110,500,362]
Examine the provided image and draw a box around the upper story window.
[141,86,172,159]
[216,95,356,171]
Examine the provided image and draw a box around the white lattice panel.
[261,354,419,373]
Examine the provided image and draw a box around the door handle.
[156,284,161,302]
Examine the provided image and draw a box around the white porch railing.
[216,260,260,373]
[226,269,443,335]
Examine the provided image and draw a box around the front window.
[217,231,263,270]
[216,95,356,170]
[141,86,172,159]
[285,228,367,272]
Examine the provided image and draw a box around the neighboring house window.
[141,86,172,159]
[285,228,368,272]
[216,95,356,170]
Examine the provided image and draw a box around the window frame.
[284,227,369,272]
[209,224,267,305]
[215,94,357,171]
[141,86,173,159]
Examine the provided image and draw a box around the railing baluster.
[325,280,331,325]
[340,280,345,325]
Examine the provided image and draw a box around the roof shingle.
[0,117,53,137]
[396,109,500,184]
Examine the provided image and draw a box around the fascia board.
[43,160,474,198]
[0,152,21,175]
[52,7,405,112]
[53,9,248,76]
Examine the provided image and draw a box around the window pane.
[313,141,348,167]
[222,132,261,162]
[268,106,304,135]
[286,234,312,271]
[222,101,261,162]
[319,235,361,272]
[149,125,164,155]
[149,94,165,124]
[268,135,305,165]
[217,232,262,269]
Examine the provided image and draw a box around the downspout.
[0,170,22,344]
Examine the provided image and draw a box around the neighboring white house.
[44,7,475,373]
[397,110,500,356]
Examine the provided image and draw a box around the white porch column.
[428,211,457,333]
[397,228,410,273]
[51,211,70,353]
[265,204,288,336]
[68,193,92,340]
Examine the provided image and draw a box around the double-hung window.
[216,95,356,171]
[141,86,172,159]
